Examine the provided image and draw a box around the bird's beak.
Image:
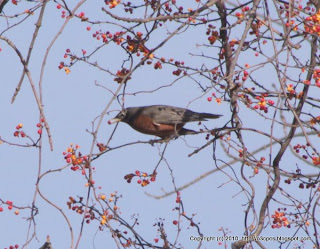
[108,118,121,125]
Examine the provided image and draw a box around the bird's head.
[108,109,128,124]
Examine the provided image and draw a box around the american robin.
[108,105,222,139]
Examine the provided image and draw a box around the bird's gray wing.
[142,105,190,124]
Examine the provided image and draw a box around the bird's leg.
[149,138,165,146]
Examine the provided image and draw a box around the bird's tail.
[199,113,222,120]
[178,128,198,136]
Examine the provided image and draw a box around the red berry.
[268,100,275,105]
[87,27,91,31]
[207,97,212,102]
[38,129,42,135]
[57,4,61,9]
[173,220,178,225]
[0,207,3,212]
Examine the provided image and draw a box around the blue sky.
[1,1,318,248]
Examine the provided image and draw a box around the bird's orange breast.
[130,114,183,139]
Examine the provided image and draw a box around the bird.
[108,105,222,139]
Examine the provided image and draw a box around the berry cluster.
[312,157,320,166]
[207,92,222,104]
[253,94,275,113]
[292,142,320,166]
[59,31,126,74]
[4,245,19,249]
[298,181,317,189]
[123,2,133,13]
[284,168,301,185]
[99,192,119,225]
[0,200,20,215]
[36,118,45,135]
[235,6,250,22]
[99,210,113,226]
[105,0,121,9]
[249,20,262,37]
[124,170,157,187]
[91,30,112,42]
[312,69,320,87]
[13,123,25,138]
[126,32,147,54]
[229,39,240,53]
[271,209,290,229]
[114,68,131,84]
[62,144,89,172]
[163,0,175,13]
[13,119,45,138]
[253,156,266,175]
[77,12,88,21]
[206,24,219,45]
[97,143,107,152]
[211,67,221,82]
[304,10,320,36]
[287,84,296,94]
[61,10,67,19]
[175,191,181,204]
[67,196,96,224]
